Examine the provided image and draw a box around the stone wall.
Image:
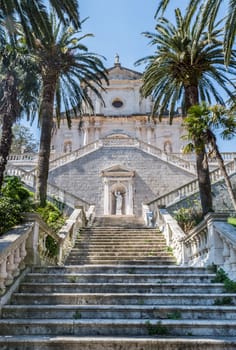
[48,146,195,216]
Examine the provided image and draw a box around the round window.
[112,99,123,108]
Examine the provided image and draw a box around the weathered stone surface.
[49,147,195,216]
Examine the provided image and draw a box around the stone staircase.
[1,223,236,349]
[65,225,176,265]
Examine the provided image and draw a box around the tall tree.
[30,14,108,206]
[183,103,236,211]
[136,6,236,215]
[10,124,39,153]
[155,0,236,65]
[0,0,79,189]
[0,35,39,189]
[0,0,80,47]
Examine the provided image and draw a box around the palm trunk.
[212,139,236,211]
[0,73,19,189]
[195,141,213,215]
[35,73,56,206]
[185,84,213,215]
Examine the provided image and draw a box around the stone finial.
[114,53,120,65]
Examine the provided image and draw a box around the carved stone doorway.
[101,165,135,216]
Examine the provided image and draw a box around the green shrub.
[45,235,59,257]
[0,177,33,236]
[227,217,236,227]
[0,197,22,235]
[36,202,65,232]
[212,268,236,293]
[174,201,203,233]
[2,176,33,211]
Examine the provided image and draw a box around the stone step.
[31,265,212,275]
[67,253,174,258]
[19,282,224,294]
[0,336,235,350]
[69,249,170,254]
[73,244,167,249]
[1,318,236,337]
[76,234,164,238]
[65,259,176,265]
[25,272,217,283]
[11,292,236,306]
[3,304,236,320]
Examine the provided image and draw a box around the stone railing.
[148,159,236,209]
[172,152,236,163]
[0,207,86,297]
[156,209,236,280]
[49,140,101,170]
[138,140,196,174]
[156,209,186,265]
[8,153,37,162]
[5,166,90,212]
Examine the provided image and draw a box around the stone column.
[103,179,109,215]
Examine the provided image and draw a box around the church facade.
[50,57,196,217]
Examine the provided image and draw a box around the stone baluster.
[229,245,236,273]
[13,247,21,277]
[0,259,8,295]
[5,253,15,286]
[19,241,27,270]
[222,239,230,271]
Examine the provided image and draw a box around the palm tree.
[30,14,108,206]
[0,36,39,189]
[0,0,80,44]
[136,6,236,215]
[156,0,236,65]
[0,0,79,189]
[183,103,236,211]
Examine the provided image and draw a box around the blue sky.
[26,0,235,152]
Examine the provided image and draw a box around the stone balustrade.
[172,152,236,163]
[157,209,186,265]
[5,167,90,212]
[148,159,236,209]
[0,207,87,296]
[49,140,101,170]
[0,224,31,295]
[156,209,236,280]
[8,153,37,162]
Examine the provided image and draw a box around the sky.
[25,0,236,152]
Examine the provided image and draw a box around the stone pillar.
[146,122,153,144]
[103,179,109,215]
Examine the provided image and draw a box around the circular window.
[112,99,123,108]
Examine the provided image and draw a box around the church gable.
[107,65,142,81]
[101,165,135,177]
[107,55,142,81]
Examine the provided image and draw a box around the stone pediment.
[107,64,142,81]
[101,165,135,177]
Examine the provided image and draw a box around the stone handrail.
[0,207,87,296]
[157,209,186,265]
[5,166,91,211]
[156,209,236,280]
[48,140,101,170]
[172,152,236,163]
[137,140,196,174]
[182,213,236,279]
[148,159,236,208]
[8,153,37,162]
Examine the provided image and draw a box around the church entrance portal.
[101,165,135,216]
